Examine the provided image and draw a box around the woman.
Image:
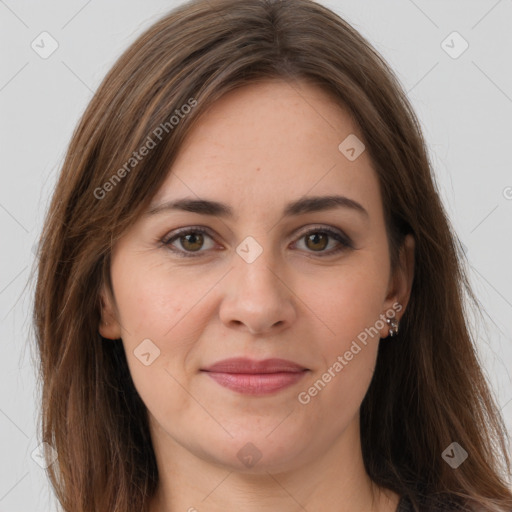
[33,0,512,511]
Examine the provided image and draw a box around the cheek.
[307,262,387,346]
[302,297,381,427]
[112,249,211,342]
[300,261,387,413]
[110,254,216,411]
[113,268,180,336]
[114,269,199,425]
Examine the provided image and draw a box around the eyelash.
[161,225,354,258]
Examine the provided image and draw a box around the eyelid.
[160,226,217,255]
[161,225,213,244]
[293,224,353,247]
[161,224,354,257]
[290,225,354,256]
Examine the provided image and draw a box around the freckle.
[255,167,260,172]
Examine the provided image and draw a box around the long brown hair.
[33,0,512,511]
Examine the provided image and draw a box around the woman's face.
[100,79,414,473]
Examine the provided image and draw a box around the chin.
[200,433,311,474]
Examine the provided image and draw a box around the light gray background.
[1,0,511,510]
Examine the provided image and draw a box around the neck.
[146,417,399,512]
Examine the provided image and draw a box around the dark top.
[395,494,464,511]
[397,495,413,511]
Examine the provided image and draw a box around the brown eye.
[179,232,204,252]
[304,232,329,252]
[162,226,352,258]
[294,227,353,257]
[162,227,216,257]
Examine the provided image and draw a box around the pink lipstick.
[201,357,308,395]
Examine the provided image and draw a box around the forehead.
[150,79,382,219]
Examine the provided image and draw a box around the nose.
[218,247,297,336]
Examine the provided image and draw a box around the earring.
[386,317,399,337]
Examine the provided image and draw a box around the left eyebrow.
[145,194,369,220]
[282,195,369,219]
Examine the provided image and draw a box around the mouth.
[200,358,309,395]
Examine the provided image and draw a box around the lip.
[202,357,308,373]
[201,358,309,395]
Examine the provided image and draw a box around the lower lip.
[203,371,307,395]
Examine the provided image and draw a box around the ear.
[382,233,415,324]
[98,283,122,340]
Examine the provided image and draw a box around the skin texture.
[99,79,415,512]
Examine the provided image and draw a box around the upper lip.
[201,358,308,374]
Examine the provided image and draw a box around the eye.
[292,226,353,257]
[161,225,353,258]
[162,227,216,257]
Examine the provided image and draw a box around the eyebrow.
[145,194,369,220]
